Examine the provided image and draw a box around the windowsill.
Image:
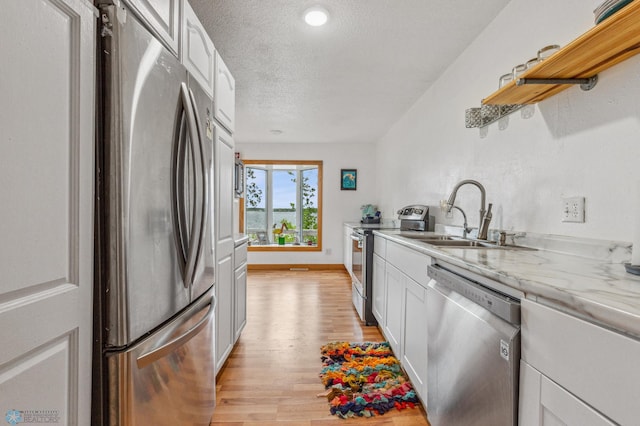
[248,243,321,252]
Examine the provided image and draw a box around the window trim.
[240,160,323,252]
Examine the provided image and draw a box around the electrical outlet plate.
[562,197,585,223]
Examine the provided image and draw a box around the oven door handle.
[350,233,362,241]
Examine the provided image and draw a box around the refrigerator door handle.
[173,83,201,289]
[172,85,189,286]
[136,294,216,369]
[187,87,210,289]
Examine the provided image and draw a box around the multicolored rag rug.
[318,341,419,418]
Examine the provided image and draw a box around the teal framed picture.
[341,169,357,190]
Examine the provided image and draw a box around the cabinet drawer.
[522,298,640,425]
[386,241,430,287]
[373,235,386,257]
[234,243,247,268]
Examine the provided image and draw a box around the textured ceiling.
[189,0,511,144]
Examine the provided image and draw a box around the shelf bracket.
[516,75,598,91]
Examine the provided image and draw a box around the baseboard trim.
[247,263,347,271]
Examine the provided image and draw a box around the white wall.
[236,142,378,264]
[376,0,640,242]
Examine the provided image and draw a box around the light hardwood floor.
[210,269,430,425]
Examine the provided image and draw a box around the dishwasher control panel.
[427,265,521,325]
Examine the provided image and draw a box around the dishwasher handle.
[427,264,520,325]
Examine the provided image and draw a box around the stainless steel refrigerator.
[93,2,216,425]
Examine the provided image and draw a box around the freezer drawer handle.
[136,295,216,368]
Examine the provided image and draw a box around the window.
[241,160,322,251]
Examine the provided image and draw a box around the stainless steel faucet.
[446,179,493,240]
[449,205,473,238]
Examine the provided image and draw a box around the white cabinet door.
[234,263,247,343]
[233,242,248,343]
[402,278,428,403]
[519,362,616,426]
[384,264,405,358]
[181,0,214,97]
[215,124,235,251]
[215,254,234,372]
[0,1,95,423]
[372,253,386,324]
[214,51,236,133]
[126,0,180,55]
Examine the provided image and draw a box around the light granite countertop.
[373,228,640,339]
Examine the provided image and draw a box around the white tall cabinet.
[173,0,239,374]
[214,123,237,372]
[0,0,95,424]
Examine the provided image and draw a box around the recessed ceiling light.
[304,6,329,26]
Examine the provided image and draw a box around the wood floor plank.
[210,269,430,425]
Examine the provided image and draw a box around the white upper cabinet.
[125,0,180,55]
[181,0,215,97]
[214,51,236,133]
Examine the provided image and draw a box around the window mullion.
[267,169,273,242]
[296,169,302,242]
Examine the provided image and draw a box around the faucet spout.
[449,205,472,238]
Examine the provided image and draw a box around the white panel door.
[214,51,236,133]
[125,0,180,55]
[181,0,215,97]
[0,0,95,424]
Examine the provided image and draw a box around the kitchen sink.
[398,233,535,250]
[431,240,497,247]
[399,233,454,241]
[430,239,535,250]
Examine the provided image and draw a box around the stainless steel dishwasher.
[426,264,521,426]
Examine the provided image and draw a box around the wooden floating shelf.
[483,0,640,105]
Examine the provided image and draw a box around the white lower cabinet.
[520,298,639,425]
[233,242,248,343]
[519,361,615,426]
[376,238,430,404]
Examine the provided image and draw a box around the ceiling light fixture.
[304,6,329,27]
